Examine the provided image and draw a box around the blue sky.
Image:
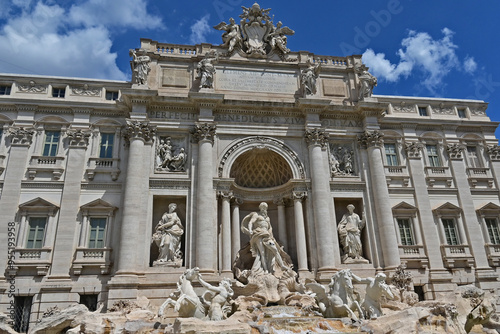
[1,0,499,137]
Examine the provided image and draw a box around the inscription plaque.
[216,69,298,94]
[162,68,189,88]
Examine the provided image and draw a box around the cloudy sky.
[0,0,499,136]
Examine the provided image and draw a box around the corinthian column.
[358,130,400,268]
[192,123,217,273]
[292,191,308,273]
[305,128,337,271]
[116,121,156,274]
[219,190,233,274]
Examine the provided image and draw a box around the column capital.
[273,197,287,206]
[357,130,384,149]
[231,197,243,206]
[404,141,424,159]
[304,128,329,148]
[192,123,217,145]
[66,129,91,148]
[446,143,465,160]
[8,126,34,146]
[218,190,233,200]
[123,120,156,145]
[487,145,500,161]
[292,191,307,201]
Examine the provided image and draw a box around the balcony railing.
[398,245,428,268]
[11,248,52,275]
[440,244,474,268]
[72,248,112,275]
[485,243,500,267]
[27,155,65,180]
[466,167,494,188]
[424,166,453,187]
[86,157,120,181]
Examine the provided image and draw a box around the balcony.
[86,158,120,181]
[72,248,112,275]
[485,243,500,267]
[384,165,410,187]
[440,244,474,268]
[10,248,52,275]
[466,167,494,188]
[27,155,65,180]
[425,166,453,187]
[398,245,428,268]
[0,154,5,175]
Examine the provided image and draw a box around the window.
[14,296,32,333]
[0,84,11,95]
[99,133,114,158]
[80,294,98,311]
[418,107,428,116]
[426,145,441,167]
[26,217,46,248]
[397,218,415,245]
[458,108,466,118]
[385,143,399,166]
[88,217,106,248]
[42,131,60,156]
[442,218,460,245]
[466,146,481,168]
[52,87,65,98]
[485,218,500,244]
[105,91,119,101]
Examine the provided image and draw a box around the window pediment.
[81,199,117,216]
[433,202,461,217]
[392,201,418,216]
[476,202,500,217]
[19,197,59,216]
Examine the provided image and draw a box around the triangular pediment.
[392,201,418,216]
[81,199,117,214]
[477,202,500,215]
[18,197,59,215]
[433,202,462,215]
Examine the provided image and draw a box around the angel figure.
[301,59,321,95]
[214,18,242,54]
[268,21,295,55]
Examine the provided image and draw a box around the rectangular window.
[385,143,399,166]
[485,218,500,244]
[99,133,114,158]
[105,91,119,101]
[42,131,60,156]
[466,146,481,168]
[0,84,11,95]
[457,108,466,118]
[14,296,32,333]
[52,87,65,98]
[442,218,460,245]
[88,218,106,248]
[80,294,99,312]
[397,218,415,245]
[426,145,441,167]
[418,107,428,116]
[26,217,46,249]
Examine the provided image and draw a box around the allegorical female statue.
[152,203,184,265]
[338,204,368,263]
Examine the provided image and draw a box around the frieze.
[320,119,362,128]
[392,102,415,113]
[17,81,47,94]
[71,84,101,97]
[214,113,304,125]
[218,136,305,179]
[433,105,454,115]
[470,109,487,116]
[81,183,122,190]
[149,179,190,189]
[21,182,64,189]
[148,111,197,121]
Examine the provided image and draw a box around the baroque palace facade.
[1,4,500,328]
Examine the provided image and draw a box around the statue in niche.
[356,64,377,101]
[129,49,151,86]
[213,18,243,55]
[338,204,369,264]
[152,203,184,266]
[198,276,234,321]
[301,59,321,95]
[352,272,394,319]
[330,146,355,177]
[197,51,218,89]
[156,138,187,172]
[241,202,289,274]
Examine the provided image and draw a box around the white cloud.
[363,28,470,95]
[464,56,477,74]
[189,15,211,45]
[0,0,162,80]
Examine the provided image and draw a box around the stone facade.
[0,9,499,329]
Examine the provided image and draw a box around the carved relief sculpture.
[71,84,101,97]
[152,203,184,267]
[301,59,321,96]
[156,138,187,172]
[129,49,151,86]
[352,272,394,319]
[17,80,47,93]
[404,141,424,159]
[356,64,377,101]
[338,204,369,264]
[446,143,465,159]
[66,129,91,147]
[8,127,34,145]
[197,51,218,89]
[329,146,355,177]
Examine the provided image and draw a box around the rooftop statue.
[214,3,295,60]
[301,59,321,96]
[129,49,151,86]
[197,51,218,89]
[356,64,377,101]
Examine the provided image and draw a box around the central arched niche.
[230,147,293,188]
